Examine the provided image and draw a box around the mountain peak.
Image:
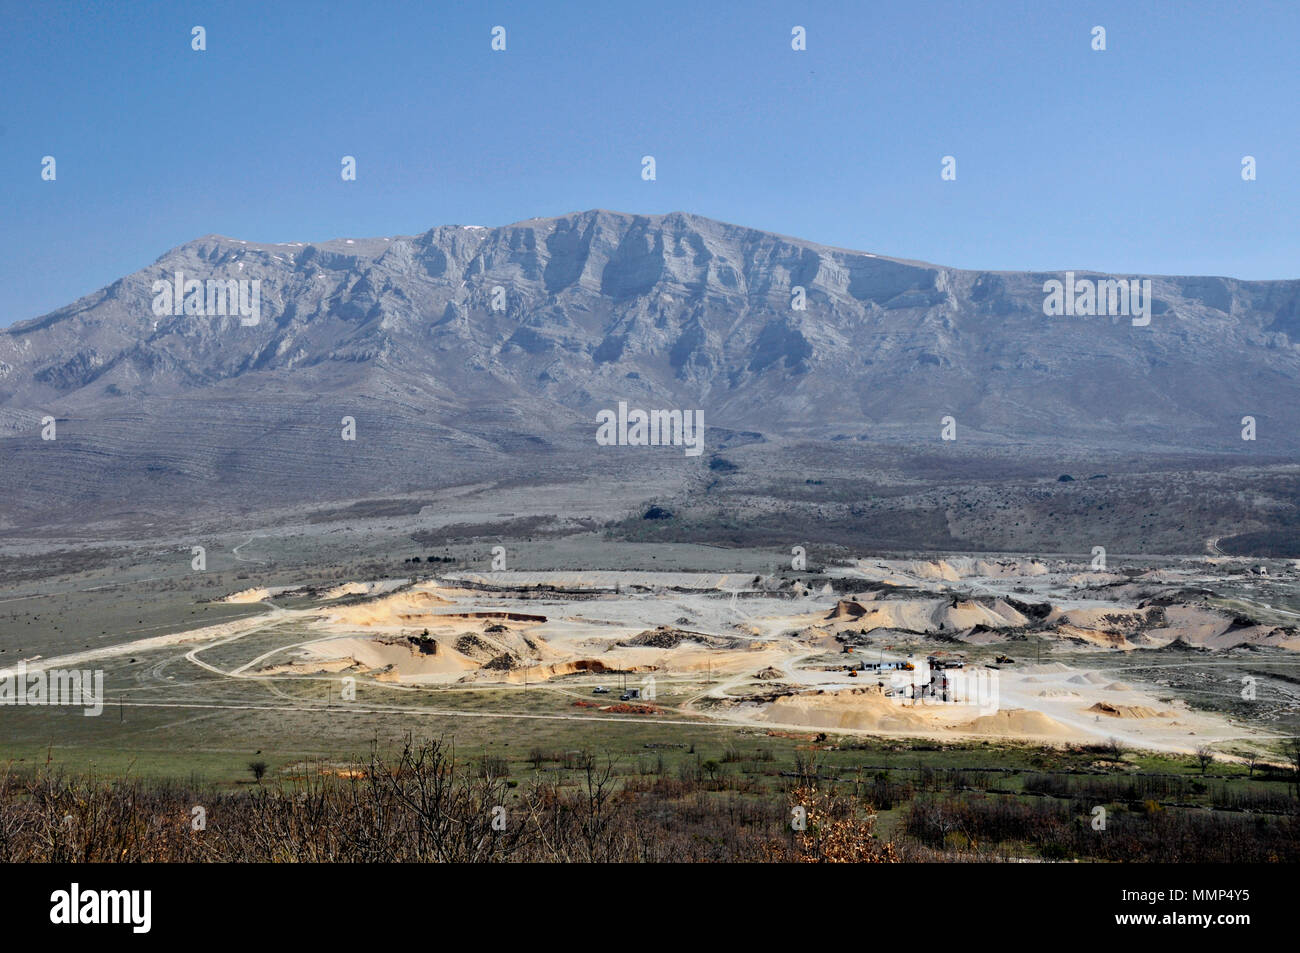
[3,213,1299,469]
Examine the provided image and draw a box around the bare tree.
[1194,745,1214,776]
[1285,737,1300,797]
[578,754,621,862]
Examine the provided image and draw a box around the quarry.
[9,540,1294,762]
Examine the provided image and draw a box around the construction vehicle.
[995,654,1015,664]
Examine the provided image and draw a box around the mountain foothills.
[1,210,1298,543]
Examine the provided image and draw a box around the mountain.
[2,209,1299,528]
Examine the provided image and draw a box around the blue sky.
[2,0,1298,325]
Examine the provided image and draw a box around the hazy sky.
[3,0,1298,325]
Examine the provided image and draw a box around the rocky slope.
[2,209,1298,525]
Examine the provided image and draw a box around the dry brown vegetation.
[0,740,852,862]
[5,737,1300,863]
[779,783,900,863]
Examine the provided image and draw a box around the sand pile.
[898,560,964,582]
[321,580,406,600]
[1056,606,1158,627]
[464,626,563,667]
[1088,702,1168,719]
[489,657,650,684]
[939,598,1030,631]
[299,613,565,683]
[1068,673,1110,686]
[453,633,499,662]
[618,626,721,649]
[1138,605,1291,649]
[957,709,1075,738]
[301,635,477,680]
[1052,623,1134,648]
[223,587,273,603]
[827,599,872,620]
[825,596,1028,635]
[824,600,938,631]
[760,688,934,732]
[1020,662,1072,674]
[322,586,453,628]
[323,582,371,600]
